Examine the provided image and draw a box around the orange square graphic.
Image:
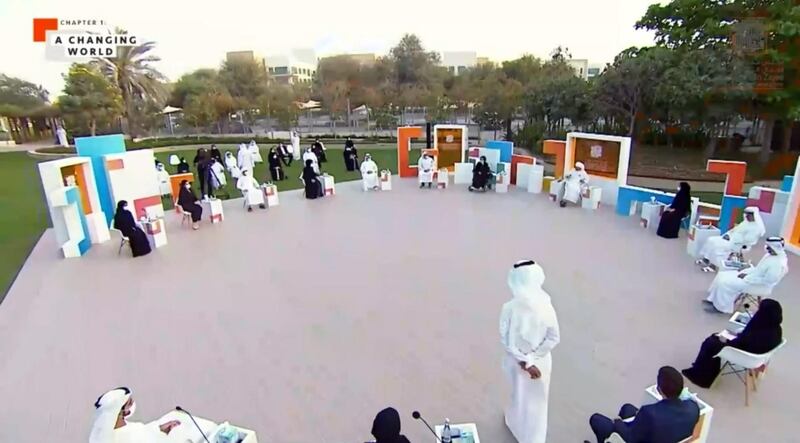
[33,18,58,42]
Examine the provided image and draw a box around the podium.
[640,201,666,230]
[687,225,720,258]
[437,169,449,189]
[202,198,225,223]
[581,186,602,210]
[434,422,480,443]
[141,218,167,248]
[156,410,258,443]
[320,174,336,197]
[262,184,279,207]
[380,170,392,191]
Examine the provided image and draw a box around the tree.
[388,34,441,87]
[92,28,166,135]
[58,64,122,136]
[169,69,224,108]
[219,59,269,131]
[0,74,53,142]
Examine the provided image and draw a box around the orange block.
[543,140,567,178]
[397,126,424,178]
[33,18,58,42]
[511,154,535,185]
[706,160,747,196]
[169,173,194,207]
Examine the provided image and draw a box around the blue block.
[486,140,513,163]
[719,195,747,233]
[65,187,92,255]
[75,134,126,225]
[615,185,675,216]
[781,175,794,192]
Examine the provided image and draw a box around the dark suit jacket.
[615,399,700,443]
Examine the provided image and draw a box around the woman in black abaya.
[657,181,692,239]
[267,147,285,181]
[371,407,411,443]
[113,200,152,257]
[301,159,322,199]
[469,156,492,191]
[681,298,783,388]
[177,179,203,229]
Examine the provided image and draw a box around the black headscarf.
[371,407,410,443]
[113,200,136,236]
[670,181,692,215]
[730,299,783,354]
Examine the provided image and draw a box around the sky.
[0,0,659,99]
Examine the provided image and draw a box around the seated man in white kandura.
[237,169,266,212]
[360,153,379,191]
[696,206,765,272]
[89,387,185,443]
[558,161,589,207]
[705,236,789,314]
[418,153,435,189]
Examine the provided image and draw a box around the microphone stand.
[175,406,212,443]
[412,411,443,443]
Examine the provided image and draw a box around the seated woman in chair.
[177,179,203,230]
[113,200,152,257]
[301,159,323,199]
[469,156,492,191]
[681,298,783,388]
[657,182,692,239]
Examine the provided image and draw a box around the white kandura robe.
[210,161,227,188]
[418,157,435,183]
[361,159,379,190]
[707,252,788,313]
[700,210,765,267]
[500,263,560,443]
[237,175,265,207]
[56,127,69,147]
[303,151,320,174]
[290,133,301,160]
[560,168,588,203]
[248,142,263,163]
[237,146,255,175]
[156,168,171,196]
[225,154,242,179]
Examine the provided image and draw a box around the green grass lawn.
[154,144,405,201]
[0,153,50,302]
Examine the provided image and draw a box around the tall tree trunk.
[704,125,720,158]
[750,116,760,145]
[723,120,732,152]
[90,119,97,136]
[781,121,793,152]
[759,118,775,164]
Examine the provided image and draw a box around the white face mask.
[122,206,128,211]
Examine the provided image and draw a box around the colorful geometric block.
[170,173,194,205]
[397,126,424,178]
[746,188,776,213]
[543,140,567,178]
[75,134,126,225]
[104,150,164,220]
[719,194,748,233]
[486,140,513,162]
[781,175,794,192]
[706,159,747,196]
[511,155,535,186]
[133,195,162,220]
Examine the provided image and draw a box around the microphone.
[175,406,212,443]
[412,411,442,443]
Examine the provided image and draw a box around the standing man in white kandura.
[500,260,560,443]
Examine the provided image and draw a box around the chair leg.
[745,370,750,407]
[118,239,124,255]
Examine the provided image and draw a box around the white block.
[142,218,168,248]
[203,198,225,223]
[321,175,336,196]
[380,170,392,191]
[548,178,560,201]
[687,225,721,258]
[262,184,280,207]
[516,163,533,189]
[86,212,110,244]
[454,162,473,184]
[527,165,545,194]
[437,169,449,189]
[640,201,666,229]
[495,172,509,193]
[581,186,602,210]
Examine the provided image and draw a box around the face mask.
[122,206,128,211]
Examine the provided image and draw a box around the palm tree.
[92,28,166,134]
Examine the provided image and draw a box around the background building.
[441,51,478,75]
[320,53,377,66]
[225,50,266,72]
[587,63,604,79]
[266,49,318,85]
[566,59,589,81]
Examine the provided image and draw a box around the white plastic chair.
[109,227,129,255]
[606,433,692,443]
[714,338,787,406]
[175,204,193,227]
[734,283,775,313]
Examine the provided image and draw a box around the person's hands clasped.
[159,420,181,434]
